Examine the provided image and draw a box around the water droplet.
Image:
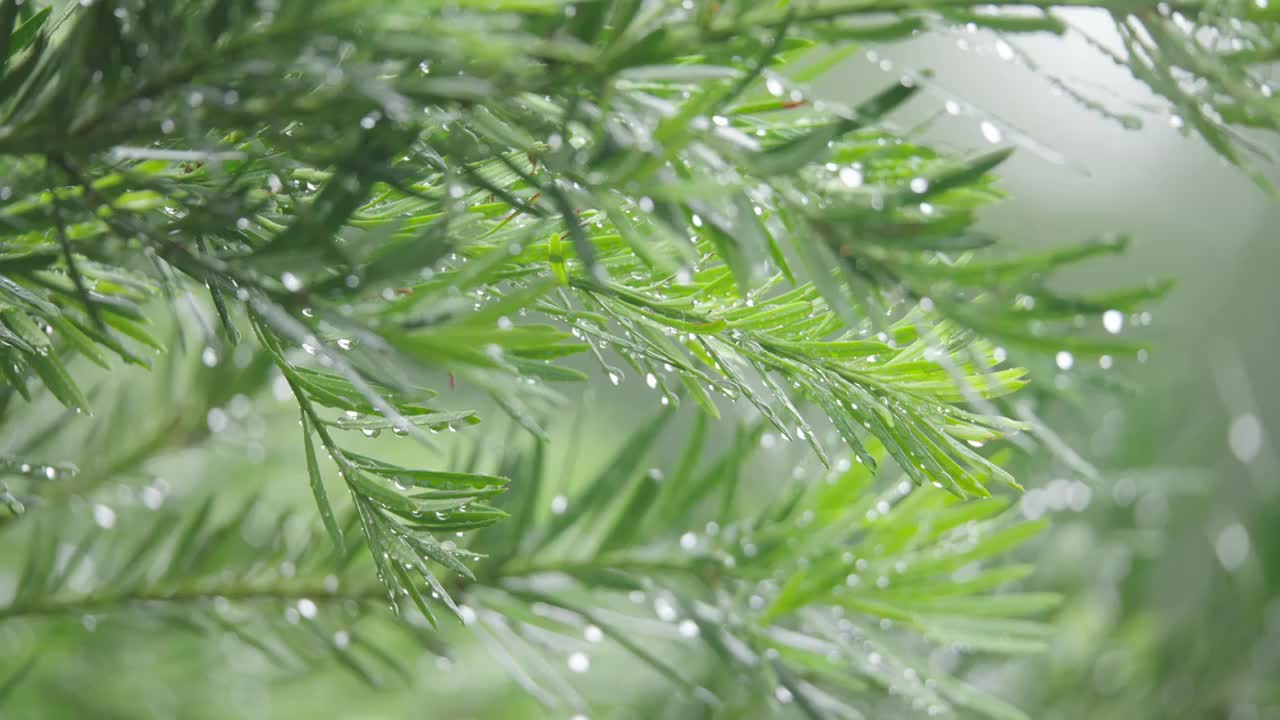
[550,495,568,514]
[584,625,603,643]
[774,686,793,704]
[93,504,116,529]
[1066,481,1093,511]
[567,651,590,673]
[607,371,621,386]
[336,338,354,350]
[654,596,677,622]
[1102,309,1124,334]
[141,486,164,509]
[979,120,1004,144]
[1055,351,1074,371]
[839,167,863,188]
[281,272,303,292]
[678,619,699,638]
[206,408,229,433]
[1229,413,1263,463]
[645,372,658,389]
[1215,523,1251,570]
[909,177,930,194]
[201,346,219,367]
[297,598,318,619]
[680,532,698,551]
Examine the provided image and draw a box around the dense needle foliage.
[0,0,1275,718]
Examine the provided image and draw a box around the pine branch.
[0,493,446,688]
[450,417,1056,719]
[0,0,1268,716]
[0,408,1055,718]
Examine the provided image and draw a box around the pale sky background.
[814,9,1278,348]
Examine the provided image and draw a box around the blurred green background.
[832,13,1280,718]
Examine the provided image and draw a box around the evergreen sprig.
[0,402,1056,719]
[0,0,1272,717]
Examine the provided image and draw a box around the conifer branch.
[0,0,1272,716]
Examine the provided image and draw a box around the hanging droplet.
[1228,413,1263,463]
[141,486,164,509]
[550,495,568,514]
[297,598,318,619]
[567,652,590,673]
[93,504,116,529]
[206,408,229,433]
[1215,523,1251,570]
[1102,309,1124,335]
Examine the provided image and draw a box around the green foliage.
[0,394,1055,718]
[0,0,1273,717]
